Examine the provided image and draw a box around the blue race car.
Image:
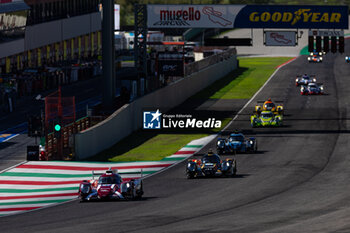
[216,132,257,154]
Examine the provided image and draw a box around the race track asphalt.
[2,51,350,233]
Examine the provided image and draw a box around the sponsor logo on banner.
[234,5,348,29]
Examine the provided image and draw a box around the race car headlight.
[295,78,298,82]
[126,183,130,188]
[346,56,349,60]
[320,86,324,90]
[226,162,230,166]
[319,52,322,56]
[308,57,311,61]
[310,52,314,55]
[313,78,316,82]
[320,57,323,61]
[249,141,253,145]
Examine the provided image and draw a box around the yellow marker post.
[46,45,50,60]
[78,37,81,58]
[5,57,10,73]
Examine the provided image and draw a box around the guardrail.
[184,48,236,76]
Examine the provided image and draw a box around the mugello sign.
[147,5,348,29]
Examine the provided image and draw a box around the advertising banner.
[148,5,244,28]
[265,31,296,46]
[157,52,184,76]
[147,5,348,29]
[158,60,184,76]
[234,5,348,29]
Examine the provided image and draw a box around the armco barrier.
[75,50,237,160]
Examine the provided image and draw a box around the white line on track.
[222,57,297,132]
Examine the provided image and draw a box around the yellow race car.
[251,110,283,127]
[254,98,284,115]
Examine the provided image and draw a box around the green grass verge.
[194,57,292,100]
[88,57,291,162]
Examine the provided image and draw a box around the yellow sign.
[249,10,341,26]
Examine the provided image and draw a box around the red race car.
[300,83,324,95]
[78,169,143,201]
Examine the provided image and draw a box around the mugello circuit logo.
[155,6,232,27]
[249,9,341,26]
[270,32,291,44]
[143,110,221,129]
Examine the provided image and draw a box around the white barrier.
[75,52,237,160]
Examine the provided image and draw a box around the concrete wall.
[75,54,237,160]
[24,12,101,52]
[0,12,101,59]
[0,39,25,58]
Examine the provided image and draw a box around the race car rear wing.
[91,169,144,180]
[257,100,283,104]
[296,75,316,77]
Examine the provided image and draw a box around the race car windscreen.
[98,176,121,184]
[264,103,275,109]
[261,112,274,118]
[202,155,221,164]
[229,136,244,142]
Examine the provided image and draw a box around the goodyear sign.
[235,5,348,29]
[147,5,348,29]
